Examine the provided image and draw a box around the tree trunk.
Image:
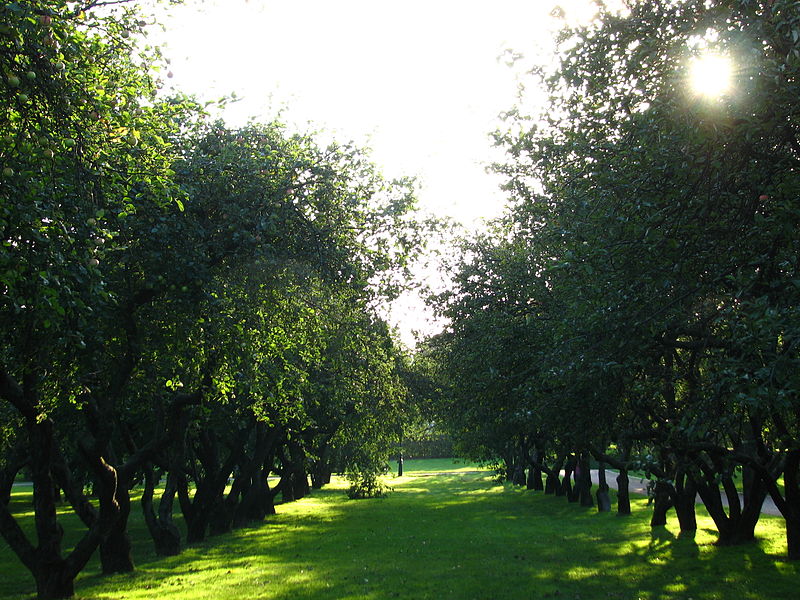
[587,443,633,516]
[184,504,207,543]
[616,469,631,516]
[182,424,250,541]
[596,462,611,512]
[674,469,697,534]
[208,498,233,537]
[761,449,800,559]
[99,474,133,574]
[512,464,526,486]
[783,451,800,560]
[577,454,593,507]
[289,440,310,500]
[528,445,544,491]
[650,480,675,527]
[30,419,70,598]
[34,564,75,600]
[545,454,565,495]
[279,473,295,503]
[258,462,277,517]
[691,453,766,546]
[563,455,576,501]
[142,465,181,556]
[0,412,121,600]
[526,464,543,490]
[527,448,544,491]
[786,516,800,560]
[235,436,279,526]
[544,470,558,494]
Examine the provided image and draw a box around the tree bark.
[526,464,543,490]
[596,462,611,512]
[781,450,800,559]
[289,440,310,500]
[616,469,631,515]
[141,464,181,556]
[650,480,675,527]
[690,452,766,546]
[545,454,565,495]
[527,444,544,491]
[577,453,594,507]
[98,482,133,574]
[563,455,576,501]
[182,423,251,541]
[0,408,122,599]
[674,469,697,534]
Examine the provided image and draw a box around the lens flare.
[689,53,733,98]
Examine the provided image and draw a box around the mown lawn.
[1,459,797,599]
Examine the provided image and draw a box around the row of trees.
[1,2,429,598]
[426,0,800,559]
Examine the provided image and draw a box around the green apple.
[7,74,20,87]
[26,71,36,80]
[2,167,14,177]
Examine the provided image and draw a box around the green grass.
[395,457,485,473]
[1,458,797,599]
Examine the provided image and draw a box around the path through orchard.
[2,463,796,599]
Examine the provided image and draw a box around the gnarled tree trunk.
[650,480,675,527]
[141,464,181,556]
[577,453,594,507]
[674,468,697,535]
[596,462,611,512]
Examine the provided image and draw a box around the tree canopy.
[1,2,433,598]
[427,0,800,558]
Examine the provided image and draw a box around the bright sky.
[150,0,597,345]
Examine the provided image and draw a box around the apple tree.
[0,0,198,595]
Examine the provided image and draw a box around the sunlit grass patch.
[1,460,798,599]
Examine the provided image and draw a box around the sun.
[689,53,733,98]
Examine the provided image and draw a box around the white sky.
[149,0,598,346]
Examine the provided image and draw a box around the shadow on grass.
[3,472,798,599]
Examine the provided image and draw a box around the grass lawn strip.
[1,459,797,599]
